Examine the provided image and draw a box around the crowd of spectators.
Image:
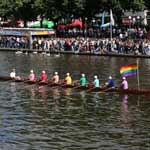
[31,37,150,55]
[0,36,29,49]
[0,26,150,55]
[56,26,148,39]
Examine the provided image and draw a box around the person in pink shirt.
[29,70,35,81]
[121,77,128,89]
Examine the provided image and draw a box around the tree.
[14,0,37,27]
[144,0,150,9]
[0,0,149,27]
[0,0,36,27]
[0,0,16,17]
[130,0,145,11]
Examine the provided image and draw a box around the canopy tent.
[27,20,55,28]
[57,24,66,29]
[67,19,83,28]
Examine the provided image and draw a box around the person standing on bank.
[80,74,86,86]
[121,77,128,89]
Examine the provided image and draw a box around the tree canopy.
[0,0,149,26]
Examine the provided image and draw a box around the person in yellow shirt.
[65,73,72,85]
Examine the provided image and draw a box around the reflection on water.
[62,88,72,96]
[52,88,61,112]
[80,91,86,99]
[10,82,17,97]
[122,94,128,112]
[52,88,60,99]
[30,87,36,97]
[41,90,49,107]
[120,94,129,126]
[0,52,150,149]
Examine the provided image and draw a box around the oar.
[37,80,60,89]
[60,83,72,87]
[72,84,83,89]
[96,87,115,94]
[48,81,63,87]
[73,80,79,83]
[86,86,97,92]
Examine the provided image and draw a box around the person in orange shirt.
[52,72,59,83]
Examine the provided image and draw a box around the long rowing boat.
[0,76,13,81]
[1,76,150,95]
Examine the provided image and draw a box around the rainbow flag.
[120,64,138,77]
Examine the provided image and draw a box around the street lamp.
[92,19,96,37]
[84,17,88,38]
[92,19,96,24]
[128,16,132,38]
[0,17,1,27]
[133,17,136,25]
[137,16,140,28]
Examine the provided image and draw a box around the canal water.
[0,51,150,150]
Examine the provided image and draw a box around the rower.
[105,76,115,88]
[80,74,86,86]
[65,73,72,85]
[52,72,59,83]
[93,75,100,87]
[121,77,128,89]
[29,70,35,81]
[10,69,16,79]
[10,68,21,80]
[41,70,47,82]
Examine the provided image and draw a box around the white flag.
[110,9,115,26]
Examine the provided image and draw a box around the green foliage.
[0,0,149,26]
[0,0,15,16]
[131,0,145,11]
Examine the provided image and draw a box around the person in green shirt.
[80,74,86,86]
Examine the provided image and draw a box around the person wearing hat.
[65,73,72,85]
[93,75,100,87]
[10,69,21,80]
[41,70,47,82]
[121,77,128,89]
[80,74,86,86]
[29,69,35,81]
[52,72,59,83]
[105,76,115,88]
[10,69,16,79]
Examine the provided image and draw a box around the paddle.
[72,84,83,89]
[96,87,116,94]
[48,80,64,87]
[73,80,79,83]
[60,83,72,87]
[37,80,61,89]
[86,86,97,92]
[72,82,90,89]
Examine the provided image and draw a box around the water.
[0,52,150,150]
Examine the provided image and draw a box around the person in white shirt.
[10,69,16,78]
[10,69,21,80]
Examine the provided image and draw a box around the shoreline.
[0,48,150,58]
